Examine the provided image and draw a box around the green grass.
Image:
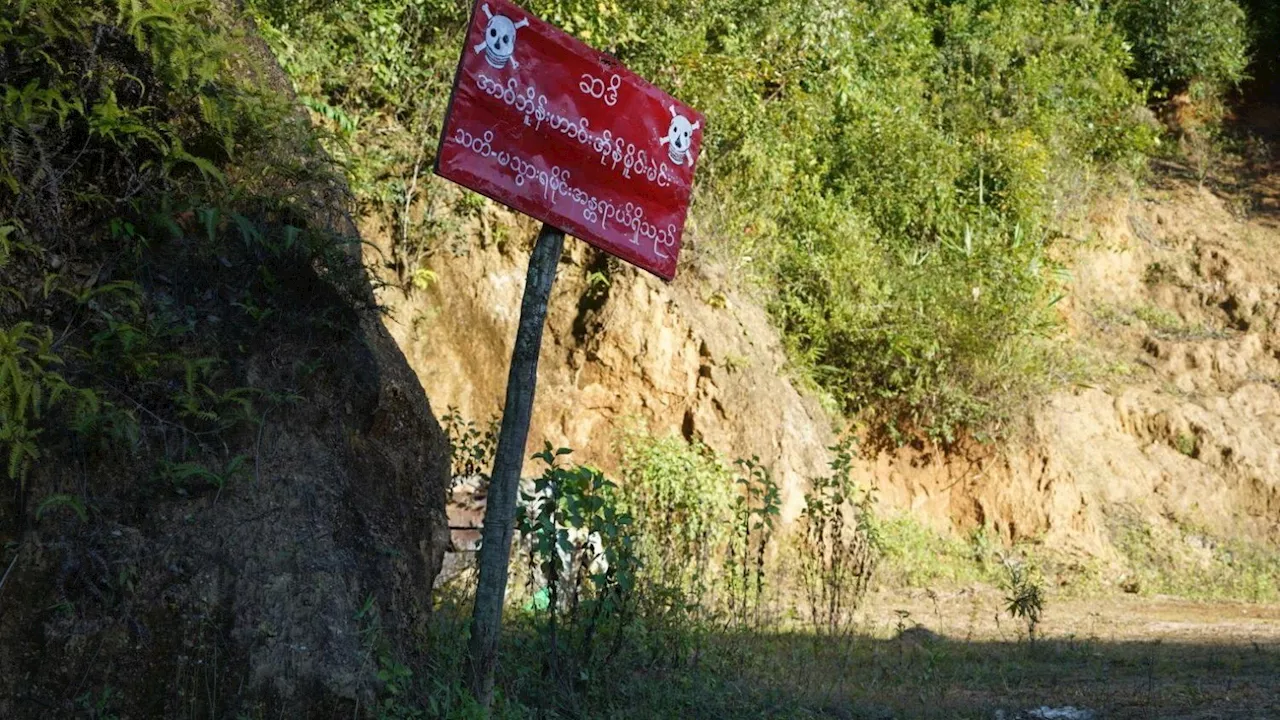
[874,511,1280,605]
[1134,304,1192,336]
[875,515,996,588]
[1114,517,1280,603]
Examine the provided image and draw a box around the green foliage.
[798,436,880,635]
[515,445,641,682]
[0,11,381,715]
[725,456,780,629]
[875,514,994,587]
[35,493,89,523]
[355,595,426,720]
[763,0,1153,442]
[246,0,473,277]
[1108,0,1251,95]
[441,407,499,482]
[252,0,1160,441]
[1,0,367,520]
[1,0,371,476]
[1134,304,1188,335]
[75,686,122,720]
[158,453,250,494]
[1239,0,1280,76]
[1114,518,1280,602]
[616,429,734,629]
[0,322,100,488]
[439,430,1277,717]
[1,0,283,224]
[999,556,1046,642]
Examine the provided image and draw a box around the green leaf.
[36,493,87,523]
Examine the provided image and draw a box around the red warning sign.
[435,0,704,280]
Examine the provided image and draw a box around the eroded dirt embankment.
[373,168,1280,557]
[857,174,1280,556]
[373,218,836,522]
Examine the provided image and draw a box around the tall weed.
[798,437,880,636]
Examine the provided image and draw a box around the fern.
[35,493,88,523]
[0,323,62,487]
[164,137,225,184]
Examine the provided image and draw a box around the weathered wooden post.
[465,222,563,704]
[433,0,704,707]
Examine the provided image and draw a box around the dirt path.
[798,588,1280,719]
[865,588,1280,646]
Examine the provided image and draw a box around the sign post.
[433,0,703,705]
[465,222,563,704]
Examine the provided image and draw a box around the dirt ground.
[787,589,1280,719]
[864,587,1280,646]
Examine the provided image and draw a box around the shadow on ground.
[420,597,1280,720]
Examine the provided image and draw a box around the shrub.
[1109,0,1251,95]
[1239,0,1280,76]
[616,431,734,630]
[875,514,992,587]
[441,407,499,483]
[725,456,781,629]
[999,556,1046,642]
[515,445,641,682]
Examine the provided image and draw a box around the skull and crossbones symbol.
[473,3,528,70]
[659,106,700,167]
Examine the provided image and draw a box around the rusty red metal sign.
[435,0,704,280]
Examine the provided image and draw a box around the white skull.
[473,4,528,69]
[659,106,700,167]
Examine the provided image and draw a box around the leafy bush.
[515,445,641,683]
[875,514,992,587]
[1000,556,1046,642]
[1239,0,1280,76]
[615,430,734,636]
[441,406,499,482]
[1108,0,1251,95]
[724,456,780,629]
[247,0,475,276]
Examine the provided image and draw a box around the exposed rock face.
[377,219,836,521]
[852,180,1280,552]
[1036,182,1280,547]
[384,173,1279,557]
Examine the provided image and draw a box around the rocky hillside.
[377,163,1279,567]
[894,172,1280,556]
[372,215,834,522]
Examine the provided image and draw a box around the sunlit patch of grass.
[875,515,996,588]
[1113,517,1280,603]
